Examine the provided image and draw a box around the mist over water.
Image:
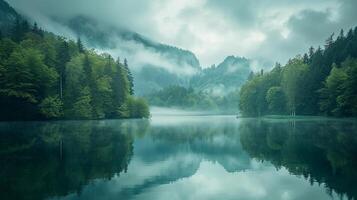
[1,116,356,200]
[150,106,215,116]
[1,1,357,200]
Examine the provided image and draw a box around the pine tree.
[338,29,344,39]
[303,53,309,64]
[308,46,315,60]
[32,22,39,33]
[11,18,23,42]
[124,58,134,95]
[324,33,334,49]
[56,41,71,99]
[77,37,84,53]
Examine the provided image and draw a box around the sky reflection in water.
[1,116,356,200]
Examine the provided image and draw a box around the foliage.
[239,26,357,117]
[266,86,286,114]
[319,58,357,116]
[0,19,149,120]
[146,85,239,112]
[39,96,63,118]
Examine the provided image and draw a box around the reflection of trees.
[240,119,357,200]
[0,120,149,200]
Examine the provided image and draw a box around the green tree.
[39,96,64,118]
[72,87,93,119]
[56,40,71,99]
[320,59,357,116]
[77,37,84,53]
[282,57,308,115]
[266,86,286,114]
[124,58,134,95]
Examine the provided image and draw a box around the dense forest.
[0,19,149,120]
[146,85,239,113]
[239,28,357,117]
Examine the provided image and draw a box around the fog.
[8,0,357,67]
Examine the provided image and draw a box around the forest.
[0,19,149,120]
[146,85,239,112]
[239,28,357,117]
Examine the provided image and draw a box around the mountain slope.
[0,0,19,35]
[52,16,201,95]
[1,0,252,100]
[190,56,251,96]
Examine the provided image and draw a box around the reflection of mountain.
[118,153,201,199]
[97,120,252,199]
[140,119,251,172]
[240,119,357,200]
[0,121,139,200]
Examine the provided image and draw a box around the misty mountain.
[0,0,19,35]
[0,0,251,99]
[145,56,251,112]
[190,56,251,96]
[52,16,201,95]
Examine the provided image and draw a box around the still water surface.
[1,115,356,200]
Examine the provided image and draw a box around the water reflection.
[0,117,356,200]
[0,120,148,200]
[240,118,357,200]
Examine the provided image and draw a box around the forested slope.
[0,17,149,120]
[239,28,357,117]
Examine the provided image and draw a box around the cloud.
[100,38,199,76]
[7,0,357,68]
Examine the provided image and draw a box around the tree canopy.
[239,27,357,117]
[0,19,149,120]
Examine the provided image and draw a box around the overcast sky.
[7,0,357,67]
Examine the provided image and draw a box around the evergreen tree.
[0,16,150,120]
[77,37,84,53]
[113,58,129,108]
[308,46,315,60]
[56,41,70,99]
[238,25,357,117]
[31,22,43,36]
[11,18,23,42]
[124,58,134,95]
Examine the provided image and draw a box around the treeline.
[0,19,149,120]
[239,27,357,117]
[146,85,239,112]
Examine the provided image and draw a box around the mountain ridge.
[0,0,252,97]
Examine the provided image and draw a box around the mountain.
[52,16,201,95]
[1,0,252,100]
[190,56,251,96]
[0,0,19,35]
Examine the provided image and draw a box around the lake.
[1,115,357,200]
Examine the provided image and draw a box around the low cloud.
[7,0,357,69]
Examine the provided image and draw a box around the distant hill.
[0,0,19,35]
[52,16,201,95]
[190,56,251,96]
[1,0,253,100]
